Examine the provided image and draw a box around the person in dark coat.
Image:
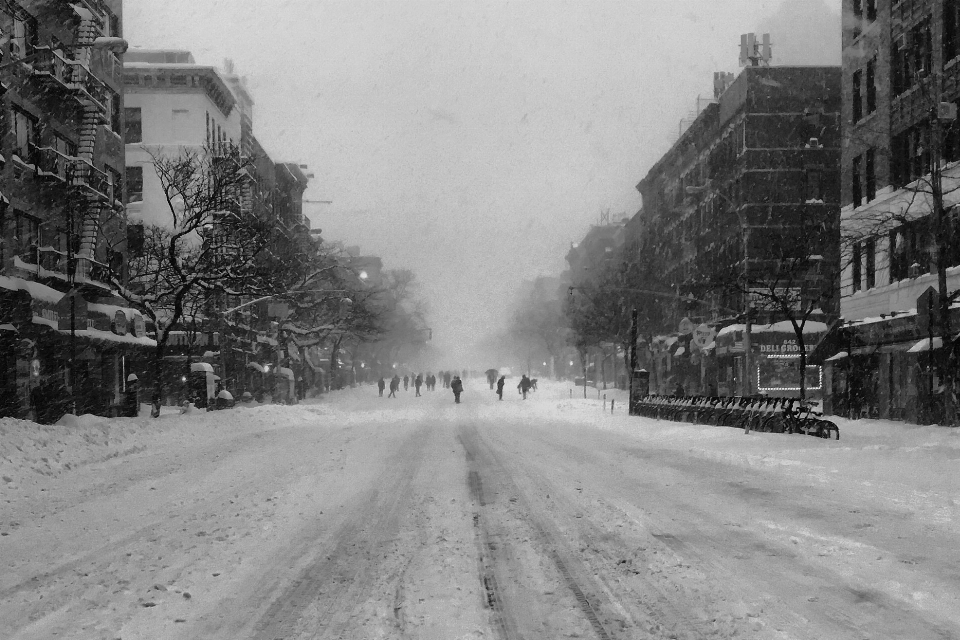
[378,377,386,397]
[415,374,423,397]
[403,375,409,391]
[674,382,685,397]
[389,375,400,398]
[518,374,532,399]
[443,371,452,388]
[496,375,505,400]
[124,374,140,417]
[451,375,464,403]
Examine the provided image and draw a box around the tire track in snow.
[250,424,431,640]
[459,426,623,640]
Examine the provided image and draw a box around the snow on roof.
[88,302,144,321]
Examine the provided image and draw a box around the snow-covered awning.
[0,323,17,332]
[191,362,214,373]
[56,327,157,348]
[246,362,264,372]
[907,337,944,353]
[824,351,848,362]
[276,367,295,380]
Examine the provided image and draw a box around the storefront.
[0,276,155,421]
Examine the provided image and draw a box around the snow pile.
[0,402,332,492]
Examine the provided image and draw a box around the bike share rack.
[633,395,840,439]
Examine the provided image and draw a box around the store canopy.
[907,337,944,353]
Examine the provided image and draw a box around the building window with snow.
[865,238,876,289]
[14,211,39,264]
[11,107,37,163]
[865,148,876,202]
[866,58,876,115]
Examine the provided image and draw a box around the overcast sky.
[125,0,842,365]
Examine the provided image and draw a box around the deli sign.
[758,337,815,354]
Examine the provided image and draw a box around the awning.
[0,323,17,333]
[907,337,944,353]
[247,361,264,372]
[807,319,846,365]
[277,366,295,380]
[824,351,848,362]
[191,362,214,373]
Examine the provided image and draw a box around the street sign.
[692,323,716,348]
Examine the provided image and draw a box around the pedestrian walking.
[124,374,140,417]
[389,375,400,398]
[451,375,464,403]
[518,374,532,399]
[496,375,505,400]
[403,375,409,391]
[444,371,452,388]
[378,377,386,397]
[415,374,423,397]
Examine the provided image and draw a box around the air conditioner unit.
[939,102,958,121]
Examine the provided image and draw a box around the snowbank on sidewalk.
[525,380,960,529]
[0,402,334,491]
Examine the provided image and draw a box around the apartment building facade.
[832,0,960,422]
[0,0,151,421]
[634,66,842,397]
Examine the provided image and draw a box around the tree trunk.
[151,341,165,418]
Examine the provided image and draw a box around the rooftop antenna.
[739,33,772,67]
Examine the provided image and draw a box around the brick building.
[828,0,960,422]
[0,1,150,421]
[633,66,841,396]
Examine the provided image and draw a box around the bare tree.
[108,143,276,416]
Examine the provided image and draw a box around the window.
[852,242,862,292]
[14,212,39,263]
[866,0,877,21]
[853,0,863,39]
[866,59,876,114]
[865,238,876,288]
[892,124,931,186]
[11,108,37,162]
[124,108,142,143]
[852,69,863,122]
[889,219,932,282]
[852,155,863,207]
[11,13,36,59]
[805,166,823,201]
[108,89,122,134]
[946,0,960,62]
[866,148,876,201]
[106,166,122,204]
[125,166,143,204]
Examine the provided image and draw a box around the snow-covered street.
[3,380,960,639]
